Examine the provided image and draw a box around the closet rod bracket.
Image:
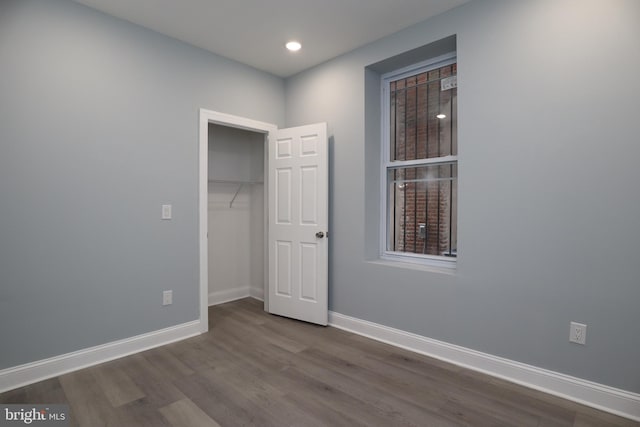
[229,183,243,208]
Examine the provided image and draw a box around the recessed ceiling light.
[285,41,302,52]
[436,113,446,119]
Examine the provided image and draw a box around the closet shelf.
[208,179,263,208]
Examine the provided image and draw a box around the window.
[381,54,457,267]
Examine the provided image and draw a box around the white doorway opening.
[198,109,329,332]
[198,109,276,332]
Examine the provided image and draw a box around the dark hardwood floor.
[1,298,637,426]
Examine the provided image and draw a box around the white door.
[268,123,328,325]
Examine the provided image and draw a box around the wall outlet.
[162,290,173,306]
[569,322,587,345]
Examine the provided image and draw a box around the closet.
[207,124,265,305]
[200,110,328,325]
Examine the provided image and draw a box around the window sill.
[368,257,456,276]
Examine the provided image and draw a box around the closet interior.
[207,124,265,305]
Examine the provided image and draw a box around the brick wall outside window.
[388,63,457,257]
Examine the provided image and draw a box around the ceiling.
[72,0,469,77]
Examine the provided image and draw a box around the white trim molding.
[0,320,201,394]
[199,108,277,329]
[208,288,264,306]
[329,311,640,422]
[249,286,264,301]
[208,287,252,306]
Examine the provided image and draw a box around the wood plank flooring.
[1,298,637,426]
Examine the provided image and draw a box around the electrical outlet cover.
[569,322,587,345]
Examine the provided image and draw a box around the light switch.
[162,204,172,220]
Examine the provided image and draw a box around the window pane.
[389,63,457,161]
[387,164,457,257]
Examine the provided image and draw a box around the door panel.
[275,241,292,296]
[275,168,292,224]
[268,123,328,325]
[300,243,318,301]
[300,166,318,225]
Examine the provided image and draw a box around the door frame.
[198,108,277,333]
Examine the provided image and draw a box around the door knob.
[315,231,325,238]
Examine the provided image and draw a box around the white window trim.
[379,52,458,268]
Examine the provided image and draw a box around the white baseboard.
[208,286,264,306]
[0,320,201,393]
[329,311,640,422]
[208,287,251,306]
[249,286,264,301]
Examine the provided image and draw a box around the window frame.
[379,52,458,269]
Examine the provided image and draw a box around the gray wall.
[0,0,283,369]
[285,0,640,392]
[208,125,264,183]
